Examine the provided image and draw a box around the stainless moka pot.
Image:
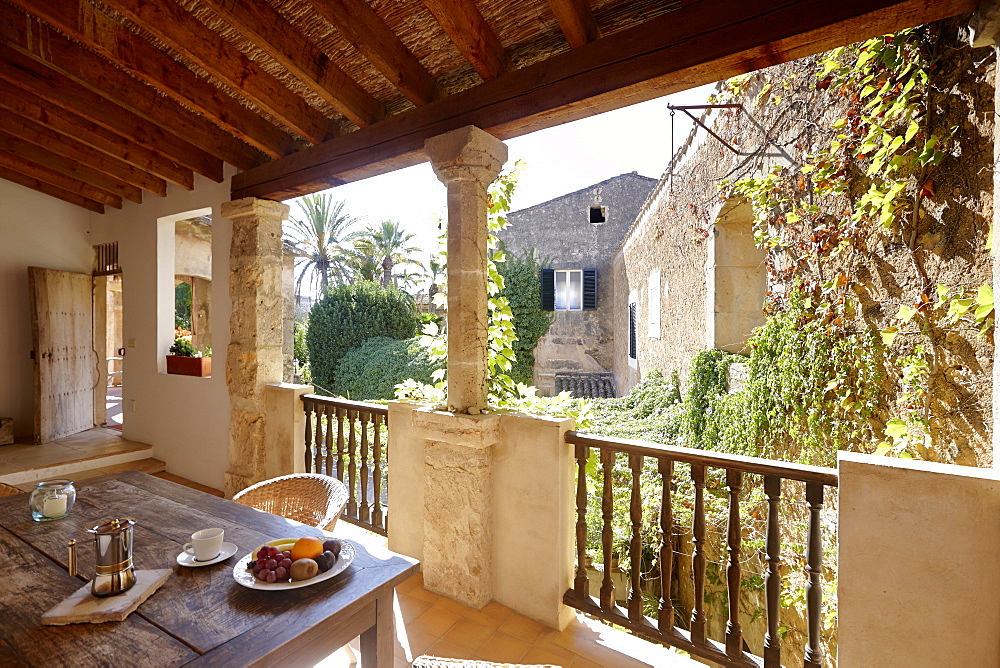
[68,517,137,597]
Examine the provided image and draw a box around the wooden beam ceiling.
[421,0,508,80]
[233,0,978,201]
[0,150,122,208]
[304,0,440,106]
[547,0,601,48]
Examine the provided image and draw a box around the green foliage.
[496,246,553,385]
[307,281,418,395]
[174,282,192,330]
[334,337,443,401]
[169,332,209,358]
[293,320,311,382]
[284,194,360,295]
[588,370,683,443]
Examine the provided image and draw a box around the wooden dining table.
[0,471,418,666]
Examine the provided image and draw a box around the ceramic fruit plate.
[233,538,355,590]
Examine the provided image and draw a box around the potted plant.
[166,329,212,377]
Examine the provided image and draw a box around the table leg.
[360,590,394,667]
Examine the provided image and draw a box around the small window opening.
[589,206,606,224]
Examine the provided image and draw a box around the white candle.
[43,495,67,517]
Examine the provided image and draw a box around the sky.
[287,83,715,276]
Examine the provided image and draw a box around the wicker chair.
[412,658,554,667]
[232,473,348,531]
[0,482,23,498]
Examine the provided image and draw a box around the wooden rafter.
[0,164,106,214]
[0,113,166,197]
[233,0,978,201]
[304,0,439,106]
[0,147,123,209]
[421,0,508,80]
[0,86,193,191]
[547,0,600,48]
[102,0,336,144]
[0,51,223,183]
[0,16,257,174]
[0,130,142,204]
[197,0,383,128]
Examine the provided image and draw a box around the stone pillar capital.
[221,197,290,222]
[425,126,508,186]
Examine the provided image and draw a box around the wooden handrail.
[301,394,389,416]
[565,431,838,486]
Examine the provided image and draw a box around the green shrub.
[335,337,442,401]
[307,282,418,394]
[497,247,553,385]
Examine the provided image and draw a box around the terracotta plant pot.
[166,355,211,377]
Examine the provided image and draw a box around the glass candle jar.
[29,480,76,522]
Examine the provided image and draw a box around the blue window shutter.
[582,269,598,310]
[540,268,555,311]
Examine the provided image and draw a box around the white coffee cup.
[183,528,224,562]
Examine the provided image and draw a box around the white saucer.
[176,542,238,567]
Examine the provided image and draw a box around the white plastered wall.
[89,168,237,490]
[0,179,93,441]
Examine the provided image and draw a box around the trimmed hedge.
[334,337,442,401]
[307,281,418,394]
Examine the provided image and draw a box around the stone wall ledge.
[412,408,500,447]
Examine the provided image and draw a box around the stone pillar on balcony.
[425,125,508,414]
[220,197,289,497]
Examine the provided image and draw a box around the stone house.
[498,172,656,396]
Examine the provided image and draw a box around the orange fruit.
[290,536,324,561]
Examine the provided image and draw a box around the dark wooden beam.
[0,85,194,191]
[547,0,600,48]
[421,0,508,80]
[304,0,439,105]
[0,165,106,214]
[0,112,167,197]
[6,0,297,160]
[103,0,335,144]
[0,22,251,176]
[0,48,222,183]
[198,0,383,128]
[0,130,143,204]
[233,0,977,201]
[0,151,121,209]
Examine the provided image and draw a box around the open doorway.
[94,242,124,431]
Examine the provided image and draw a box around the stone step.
[0,432,155,486]
[7,458,166,492]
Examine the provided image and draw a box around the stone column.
[424,126,508,413]
[220,197,289,497]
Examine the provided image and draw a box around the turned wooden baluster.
[804,482,825,668]
[313,404,325,474]
[372,413,384,531]
[725,469,743,659]
[304,402,314,473]
[763,475,782,667]
[335,407,346,482]
[346,409,358,518]
[658,458,674,632]
[627,453,643,621]
[323,406,334,476]
[690,464,707,645]
[574,442,590,599]
[599,447,615,611]
[360,412,371,523]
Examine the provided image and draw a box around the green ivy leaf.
[880,327,899,346]
[885,419,908,440]
[897,304,917,322]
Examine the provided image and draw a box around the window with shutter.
[540,268,597,311]
[628,301,637,362]
[582,269,597,310]
[539,268,555,311]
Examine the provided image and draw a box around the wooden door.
[29,267,96,443]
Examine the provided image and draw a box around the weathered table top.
[0,471,418,666]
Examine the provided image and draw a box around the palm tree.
[356,220,424,288]
[284,194,359,297]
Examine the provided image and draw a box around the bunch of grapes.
[252,545,292,583]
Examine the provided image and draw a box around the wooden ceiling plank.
[197,0,383,127]
[0,55,220,184]
[7,0,298,160]
[547,0,600,48]
[0,129,143,204]
[0,112,167,197]
[0,151,121,209]
[102,0,335,144]
[0,85,194,190]
[0,9,263,172]
[0,165,107,214]
[420,0,508,80]
[304,0,439,105]
[233,0,976,201]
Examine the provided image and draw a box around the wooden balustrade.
[563,431,838,668]
[302,395,388,536]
